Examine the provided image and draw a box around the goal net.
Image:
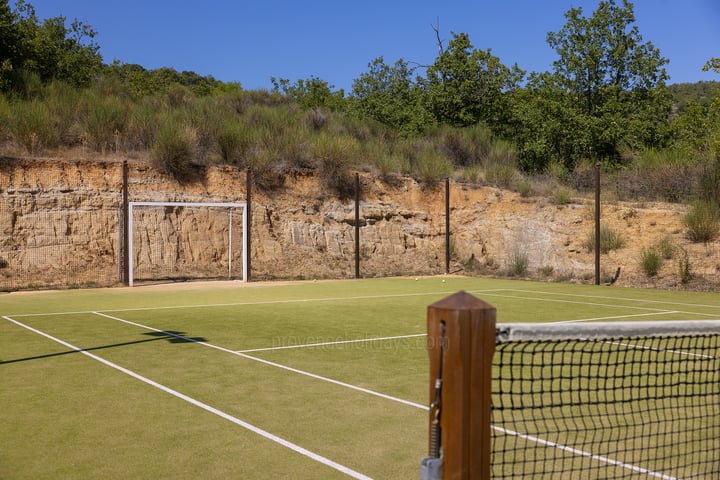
[128,202,247,286]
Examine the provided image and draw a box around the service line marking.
[237,333,427,353]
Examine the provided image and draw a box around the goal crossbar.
[127,201,247,286]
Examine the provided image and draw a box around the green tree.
[271,76,345,111]
[350,57,431,135]
[0,0,102,92]
[422,32,523,128]
[704,58,720,75]
[545,0,671,164]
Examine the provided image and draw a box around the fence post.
[122,160,130,286]
[426,291,496,480]
[594,161,601,285]
[445,177,450,275]
[246,167,252,282]
[355,172,360,279]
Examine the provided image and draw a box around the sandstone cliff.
[1,157,717,291]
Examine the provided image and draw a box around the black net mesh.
[491,333,720,479]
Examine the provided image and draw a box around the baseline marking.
[2,315,372,480]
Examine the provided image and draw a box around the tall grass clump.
[484,139,519,188]
[507,248,529,277]
[82,94,127,152]
[684,200,720,243]
[125,99,161,150]
[657,236,675,259]
[640,248,662,277]
[412,149,453,186]
[436,123,492,167]
[678,248,692,284]
[697,154,720,206]
[0,95,10,140]
[217,119,255,166]
[151,116,197,180]
[311,133,359,197]
[584,225,625,253]
[9,100,58,154]
[44,80,82,145]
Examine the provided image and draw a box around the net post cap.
[428,290,495,311]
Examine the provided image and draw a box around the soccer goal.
[127,201,247,286]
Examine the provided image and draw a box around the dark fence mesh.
[0,159,123,290]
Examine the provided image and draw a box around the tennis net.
[491,321,720,479]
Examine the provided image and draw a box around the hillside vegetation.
[1,0,719,205]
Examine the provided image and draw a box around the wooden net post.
[427,291,496,480]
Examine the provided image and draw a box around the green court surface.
[2,276,719,479]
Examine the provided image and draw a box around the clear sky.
[25,0,720,91]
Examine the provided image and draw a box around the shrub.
[507,249,529,276]
[484,161,517,188]
[551,188,572,205]
[83,95,127,152]
[584,225,625,253]
[657,236,675,259]
[125,100,160,150]
[9,100,57,154]
[311,133,359,197]
[684,200,720,243]
[640,248,662,277]
[515,179,533,197]
[539,265,554,277]
[459,165,482,183]
[697,154,720,206]
[151,120,197,180]
[217,120,255,165]
[412,149,453,186]
[678,248,692,284]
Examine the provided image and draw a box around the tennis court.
[2,276,719,479]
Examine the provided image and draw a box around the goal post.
[127,201,247,286]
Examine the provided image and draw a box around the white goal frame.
[128,201,247,286]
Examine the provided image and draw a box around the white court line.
[492,426,678,480]
[9,288,505,318]
[91,313,686,479]
[1,315,372,480]
[237,333,427,353]
[552,311,679,324]
[468,290,692,316]
[605,340,715,360]
[7,310,689,479]
[497,288,720,311]
[93,312,425,410]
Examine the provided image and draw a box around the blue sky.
[26,0,720,91]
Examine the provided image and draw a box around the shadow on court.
[0,330,208,365]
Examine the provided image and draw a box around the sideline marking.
[2,315,373,480]
[237,333,427,353]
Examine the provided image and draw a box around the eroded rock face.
[0,157,706,291]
